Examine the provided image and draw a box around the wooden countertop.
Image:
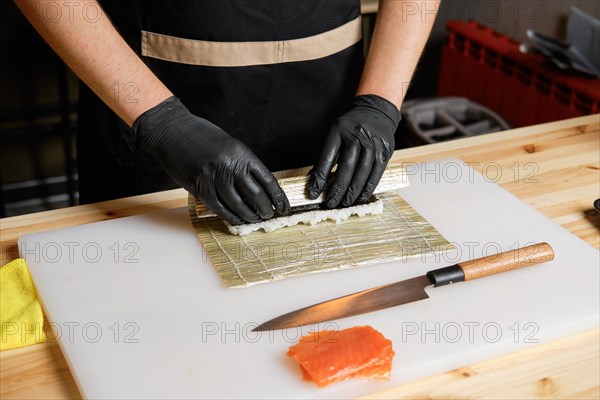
[1,114,599,399]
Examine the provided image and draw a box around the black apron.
[77,1,364,203]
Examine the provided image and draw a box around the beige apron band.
[141,16,362,67]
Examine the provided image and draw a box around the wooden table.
[1,115,599,399]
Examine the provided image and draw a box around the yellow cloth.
[0,258,46,351]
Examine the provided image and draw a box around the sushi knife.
[253,242,554,331]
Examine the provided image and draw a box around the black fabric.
[78,0,363,203]
[101,1,359,43]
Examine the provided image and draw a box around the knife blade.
[253,242,554,331]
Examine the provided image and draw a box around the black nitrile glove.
[133,96,290,225]
[307,94,401,208]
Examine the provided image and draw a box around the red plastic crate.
[437,21,600,127]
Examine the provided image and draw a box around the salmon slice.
[287,326,394,388]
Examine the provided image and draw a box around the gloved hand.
[133,96,290,225]
[307,94,401,208]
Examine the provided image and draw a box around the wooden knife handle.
[459,242,554,281]
[426,242,554,287]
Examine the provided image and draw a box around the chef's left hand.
[308,94,401,208]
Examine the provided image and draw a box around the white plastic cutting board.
[20,159,599,399]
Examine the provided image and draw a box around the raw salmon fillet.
[287,326,394,388]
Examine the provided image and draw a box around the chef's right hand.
[133,96,290,225]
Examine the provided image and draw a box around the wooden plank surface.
[1,114,599,399]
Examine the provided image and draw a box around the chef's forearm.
[356,0,439,109]
[14,0,172,126]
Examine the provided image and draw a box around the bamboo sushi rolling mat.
[188,190,454,288]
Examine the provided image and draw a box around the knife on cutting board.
[254,242,554,331]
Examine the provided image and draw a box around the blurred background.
[1,0,599,217]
